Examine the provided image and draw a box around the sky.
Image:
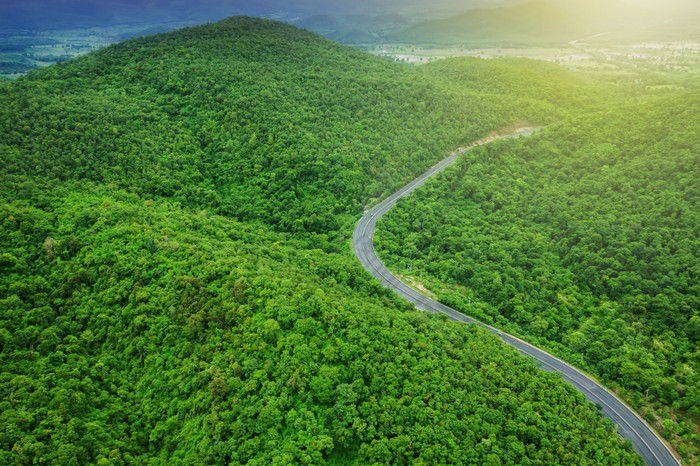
[627,0,699,10]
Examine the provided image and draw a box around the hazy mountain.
[560,0,660,30]
[293,13,412,44]
[392,1,591,45]
[560,0,699,42]
[5,0,693,48]
[392,0,680,45]
[303,0,700,46]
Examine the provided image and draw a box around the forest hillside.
[376,93,700,461]
[0,16,646,464]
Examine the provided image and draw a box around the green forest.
[376,94,700,461]
[0,15,694,464]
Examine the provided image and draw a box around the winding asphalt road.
[352,129,680,466]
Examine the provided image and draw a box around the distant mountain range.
[392,1,589,44]
[1,0,699,47]
[389,0,691,45]
[293,14,412,45]
[0,0,490,31]
[290,0,700,46]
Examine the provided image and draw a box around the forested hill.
[375,92,700,462]
[1,17,602,237]
[0,17,642,464]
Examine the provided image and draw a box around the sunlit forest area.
[376,93,700,460]
[1,14,697,464]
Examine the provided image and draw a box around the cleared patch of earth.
[396,273,437,298]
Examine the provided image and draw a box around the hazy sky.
[626,0,699,9]
[16,0,697,11]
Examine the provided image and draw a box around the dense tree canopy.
[1,18,601,237]
[376,93,700,462]
[0,16,649,464]
[0,185,643,464]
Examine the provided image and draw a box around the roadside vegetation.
[376,93,700,462]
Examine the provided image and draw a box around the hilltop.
[3,17,602,235]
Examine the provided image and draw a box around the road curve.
[352,129,680,466]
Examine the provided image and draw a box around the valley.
[373,41,700,95]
